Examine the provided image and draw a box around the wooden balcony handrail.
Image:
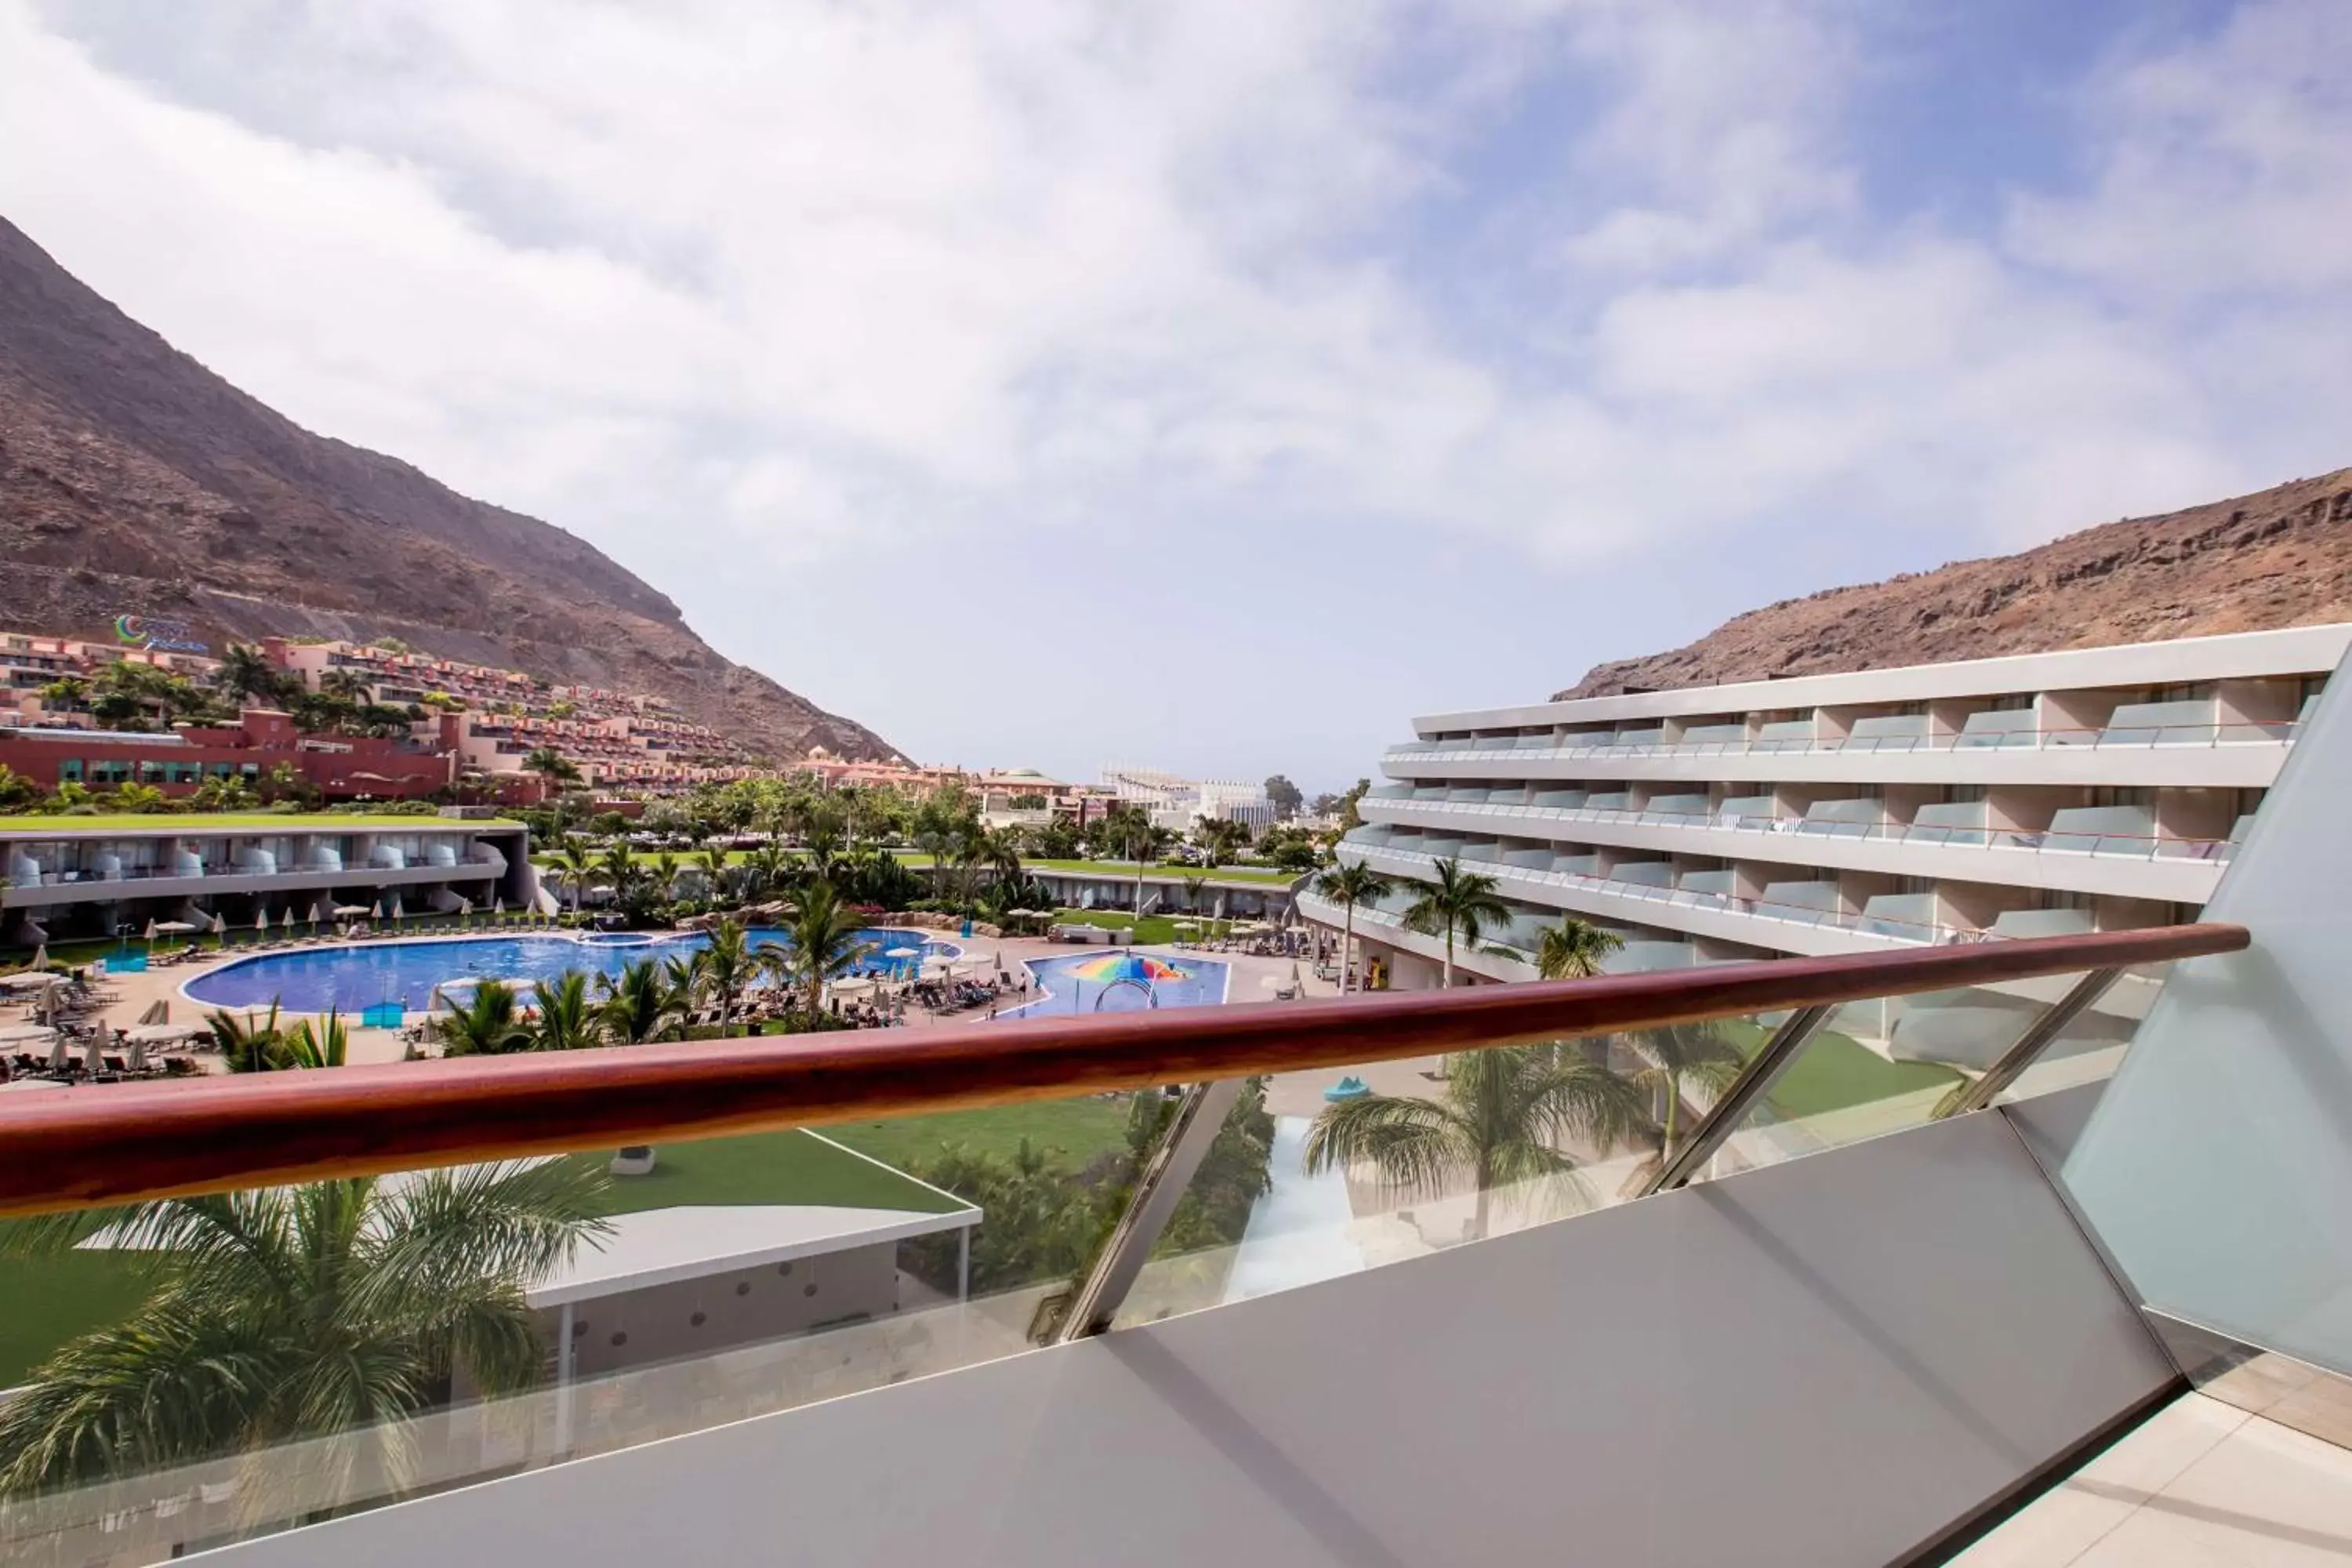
[0,923,2246,1217]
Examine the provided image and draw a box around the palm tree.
[693,918,763,1034]
[1312,861,1392,994]
[1536,916,1624,981]
[1402,858,1512,988]
[767,880,874,1020]
[522,746,579,795]
[595,959,679,1044]
[318,667,376,703]
[0,1163,609,1495]
[37,675,89,716]
[434,981,533,1056]
[742,844,789,902]
[1304,1043,1646,1241]
[266,1011,348,1069]
[1095,803,1159,916]
[208,1004,286,1073]
[651,851,682,904]
[530,973,600,1051]
[549,836,597,917]
[1622,1021,1745,1174]
[954,826,1022,905]
[1196,818,1250,869]
[215,644,284,706]
[695,846,730,902]
[596,843,652,919]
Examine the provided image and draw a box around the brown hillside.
[1557,469,2352,699]
[0,217,898,763]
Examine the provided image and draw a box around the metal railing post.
[1936,967,2125,1119]
[1641,1004,1836,1196]
[1054,1076,1244,1343]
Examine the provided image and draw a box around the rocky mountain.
[1558,467,2352,700]
[0,217,899,763]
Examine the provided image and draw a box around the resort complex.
[6,15,2352,1552]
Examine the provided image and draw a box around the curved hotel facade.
[1306,622,2351,1067]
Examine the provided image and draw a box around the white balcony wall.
[1410,622,2352,735]
[1356,798,2226,903]
[1329,844,2154,1018]
[1384,742,2291,789]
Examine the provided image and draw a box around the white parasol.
[0,1022,58,1047]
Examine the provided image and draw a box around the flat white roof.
[1416,622,2352,733]
[527,1203,980,1308]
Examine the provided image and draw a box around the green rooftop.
[568,1128,965,1216]
[0,813,524,836]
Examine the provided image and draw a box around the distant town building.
[1100,766,1274,833]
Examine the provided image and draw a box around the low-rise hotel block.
[0,815,538,944]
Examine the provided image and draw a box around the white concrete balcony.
[1356,796,2232,904]
[1379,721,2299,789]
[1328,842,2156,1017]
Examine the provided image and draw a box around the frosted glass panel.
[2062,652,2352,1375]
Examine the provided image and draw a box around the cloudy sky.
[3,0,2348,790]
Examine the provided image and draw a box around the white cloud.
[2006,0,2352,301]
[1,0,2348,779]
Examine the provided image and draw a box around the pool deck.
[60,932,1403,1076]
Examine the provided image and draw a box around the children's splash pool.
[1000,950,1231,1017]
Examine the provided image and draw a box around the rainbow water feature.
[1003,950,1229,1016]
[183,928,958,1016]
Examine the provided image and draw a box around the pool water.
[183,929,958,1015]
[1000,952,1231,1017]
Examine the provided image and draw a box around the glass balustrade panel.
[0,1089,1143,1566]
[1110,1014,1790,1331]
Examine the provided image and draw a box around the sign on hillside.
[112,614,210,655]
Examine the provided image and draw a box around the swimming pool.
[183,928,960,1015]
[1000,951,1231,1017]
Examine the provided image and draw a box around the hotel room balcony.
[1356,793,2234,904]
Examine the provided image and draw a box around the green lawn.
[566,1127,964,1214]
[825,1096,1138,1175]
[0,937,122,968]
[0,813,521,836]
[1044,909,1253,946]
[1721,1020,1962,1119]
[0,1235,159,1388]
[1014,858,1298,887]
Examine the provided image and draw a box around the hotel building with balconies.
[1308,623,2350,1069]
[0,814,537,945]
